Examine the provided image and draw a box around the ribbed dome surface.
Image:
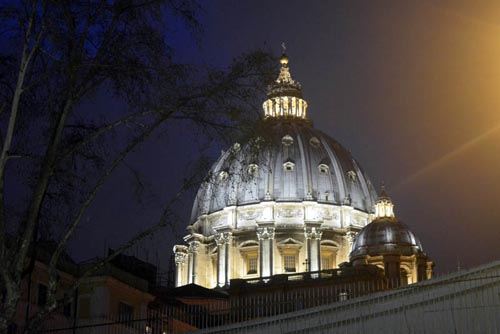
[191,119,378,222]
[350,218,424,258]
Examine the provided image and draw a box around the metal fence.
[197,261,500,334]
[38,260,500,334]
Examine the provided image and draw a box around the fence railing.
[37,260,500,334]
[196,260,500,333]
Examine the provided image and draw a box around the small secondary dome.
[350,190,424,259]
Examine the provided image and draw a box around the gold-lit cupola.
[263,44,308,119]
[374,185,395,219]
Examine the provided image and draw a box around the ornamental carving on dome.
[350,216,363,226]
[247,164,259,176]
[317,208,338,220]
[212,215,228,229]
[257,227,275,240]
[188,241,200,253]
[219,170,228,181]
[304,226,323,240]
[238,210,262,221]
[276,207,302,218]
[345,231,358,244]
[281,135,294,146]
[215,232,232,245]
[175,252,187,265]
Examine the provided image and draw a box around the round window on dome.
[309,137,320,148]
[219,170,229,181]
[247,164,258,176]
[347,170,357,182]
[318,164,329,175]
[281,135,294,146]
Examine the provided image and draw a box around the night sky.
[72,1,500,275]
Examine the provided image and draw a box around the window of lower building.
[78,297,90,318]
[63,293,72,317]
[7,323,17,334]
[118,302,134,327]
[37,283,47,306]
[284,255,297,272]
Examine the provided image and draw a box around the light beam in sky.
[394,121,500,191]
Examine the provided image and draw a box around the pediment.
[277,238,303,246]
[239,240,259,248]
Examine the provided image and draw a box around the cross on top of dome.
[262,45,308,119]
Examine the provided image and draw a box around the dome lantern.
[374,185,395,219]
[262,44,308,119]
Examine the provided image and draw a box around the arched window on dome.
[283,161,295,172]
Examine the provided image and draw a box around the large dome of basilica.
[173,51,432,289]
[191,53,378,224]
[191,120,378,224]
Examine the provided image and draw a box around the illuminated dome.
[173,49,383,289]
[191,51,377,222]
[350,189,424,258]
[350,189,433,284]
[350,218,424,258]
[191,120,378,224]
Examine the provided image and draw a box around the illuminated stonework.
[374,187,394,218]
[263,96,308,119]
[174,201,374,288]
[262,54,308,119]
[173,53,390,289]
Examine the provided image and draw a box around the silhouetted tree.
[0,0,273,332]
